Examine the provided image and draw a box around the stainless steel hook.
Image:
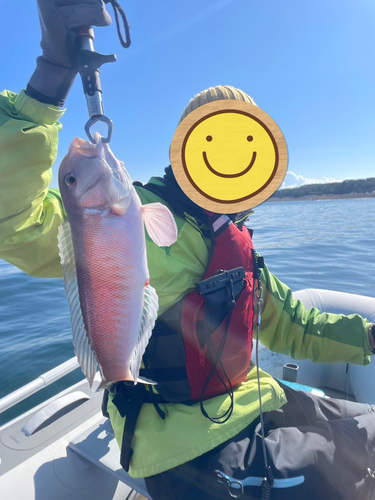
[84,115,113,144]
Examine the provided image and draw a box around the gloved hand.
[27,0,112,107]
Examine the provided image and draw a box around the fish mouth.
[202,151,257,178]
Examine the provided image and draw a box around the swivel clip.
[215,470,244,498]
[215,469,305,498]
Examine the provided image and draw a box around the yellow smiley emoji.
[170,100,288,213]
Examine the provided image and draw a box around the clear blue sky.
[1,0,375,189]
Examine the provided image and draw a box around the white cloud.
[280,171,345,190]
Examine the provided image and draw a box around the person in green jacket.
[1,1,375,499]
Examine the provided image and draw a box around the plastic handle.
[21,391,90,436]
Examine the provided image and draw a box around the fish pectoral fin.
[142,203,178,247]
[57,222,98,389]
[110,202,128,216]
[130,284,159,384]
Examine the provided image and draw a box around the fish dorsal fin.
[142,203,178,247]
[57,222,98,388]
[130,284,159,384]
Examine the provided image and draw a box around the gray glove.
[27,0,112,107]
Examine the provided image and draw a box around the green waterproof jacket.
[0,90,373,478]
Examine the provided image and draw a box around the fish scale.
[74,205,145,379]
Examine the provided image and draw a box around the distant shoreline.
[268,192,375,203]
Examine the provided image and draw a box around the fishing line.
[254,280,274,498]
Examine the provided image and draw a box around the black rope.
[261,478,273,500]
[199,311,235,424]
[105,0,131,48]
[199,275,238,424]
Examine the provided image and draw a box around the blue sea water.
[0,198,374,425]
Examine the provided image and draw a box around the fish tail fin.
[130,284,159,384]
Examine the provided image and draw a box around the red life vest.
[142,213,262,410]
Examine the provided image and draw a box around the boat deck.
[0,378,149,500]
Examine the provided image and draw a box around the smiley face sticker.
[170,100,288,213]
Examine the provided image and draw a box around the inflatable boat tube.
[252,289,375,404]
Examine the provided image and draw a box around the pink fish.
[58,135,177,388]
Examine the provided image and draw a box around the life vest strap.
[109,382,167,471]
[110,383,147,472]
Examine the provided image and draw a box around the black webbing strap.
[101,388,110,418]
[111,384,145,472]
[110,382,167,471]
[120,388,144,472]
[251,248,264,282]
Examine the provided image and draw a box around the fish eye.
[206,135,213,142]
[64,173,77,187]
[247,135,253,142]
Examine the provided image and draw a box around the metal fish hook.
[84,116,113,144]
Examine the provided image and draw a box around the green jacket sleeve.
[259,263,373,366]
[0,90,66,278]
[0,91,209,317]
